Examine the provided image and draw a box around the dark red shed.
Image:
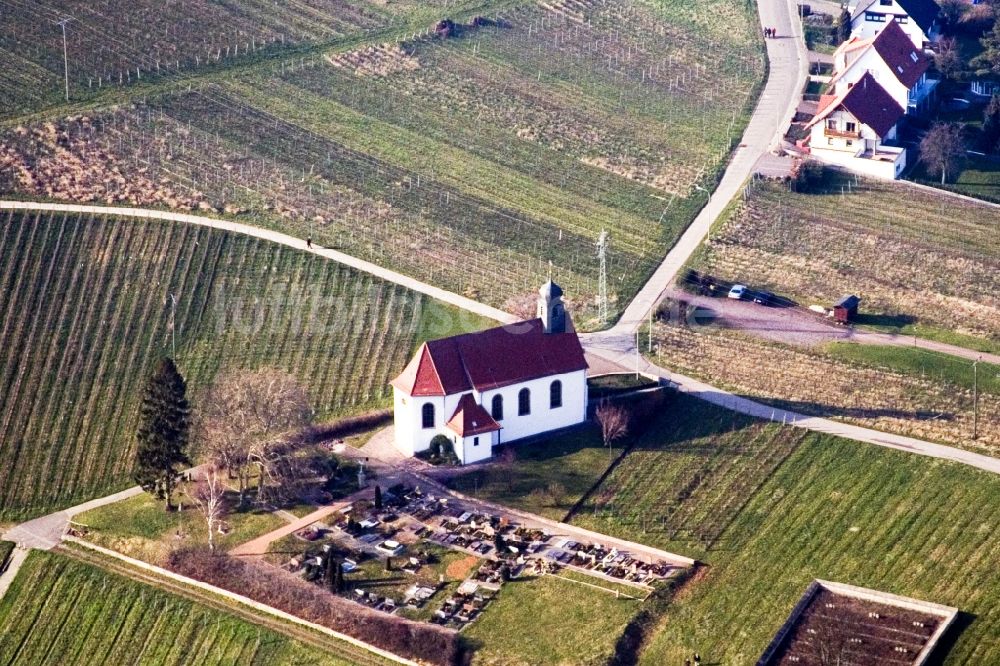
[833,295,860,324]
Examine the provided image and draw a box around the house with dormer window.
[807,72,907,179]
[831,20,938,116]
[390,281,588,464]
[848,0,941,49]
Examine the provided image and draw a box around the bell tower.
[537,281,566,334]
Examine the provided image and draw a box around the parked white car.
[727,284,747,300]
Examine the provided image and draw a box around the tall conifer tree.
[134,358,191,510]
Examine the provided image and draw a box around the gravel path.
[660,287,1000,364]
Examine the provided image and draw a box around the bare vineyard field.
[0,210,482,520]
[638,433,1000,665]
[0,0,507,117]
[570,396,808,560]
[1,0,764,325]
[650,322,999,454]
[0,549,371,665]
[690,175,1000,342]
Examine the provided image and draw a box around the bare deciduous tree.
[187,466,228,553]
[497,446,517,492]
[920,122,966,184]
[596,402,629,449]
[197,368,312,508]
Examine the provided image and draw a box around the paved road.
[581,335,1000,476]
[2,485,145,550]
[609,0,809,336]
[229,503,350,557]
[3,0,997,566]
[0,547,30,601]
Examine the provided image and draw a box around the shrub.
[430,434,449,457]
[792,160,826,193]
[290,409,392,445]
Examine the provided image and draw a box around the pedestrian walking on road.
[306,236,312,249]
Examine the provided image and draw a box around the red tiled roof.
[871,20,930,88]
[446,393,501,437]
[833,35,873,61]
[391,319,588,396]
[815,94,839,117]
[806,72,904,137]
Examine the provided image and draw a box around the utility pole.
[56,18,72,102]
[635,329,640,379]
[973,357,980,440]
[167,293,177,359]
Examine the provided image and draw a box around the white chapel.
[390,281,588,464]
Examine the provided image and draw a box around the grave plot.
[759,580,958,666]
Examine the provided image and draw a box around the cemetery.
[269,483,686,630]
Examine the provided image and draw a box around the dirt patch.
[660,286,850,347]
[671,562,710,603]
[445,554,479,581]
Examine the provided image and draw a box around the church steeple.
[537,280,566,334]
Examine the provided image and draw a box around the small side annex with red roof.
[390,281,588,464]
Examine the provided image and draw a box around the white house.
[807,71,908,179]
[390,281,588,464]
[848,0,941,49]
[831,20,937,115]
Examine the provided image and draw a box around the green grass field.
[0,549,365,665]
[689,173,1000,343]
[448,394,808,559]
[75,492,288,565]
[463,574,641,666]
[445,422,613,521]
[1,0,764,325]
[912,154,1000,203]
[447,392,1000,663]
[0,210,486,521]
[825,343,1000,395]
[636,434,1000,665]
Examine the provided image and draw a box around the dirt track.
[659,287,852,347]
[660,287,1000,364]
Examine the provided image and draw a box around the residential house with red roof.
[830,20,937,116]
[847,0,941,49]
[390,281,588,464]
[806,72,908,179]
